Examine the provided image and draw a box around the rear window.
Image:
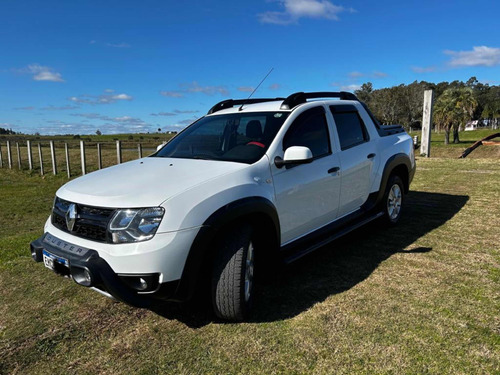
[330,107,369,150]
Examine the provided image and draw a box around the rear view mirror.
[274,146,313,168]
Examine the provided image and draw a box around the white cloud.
[106,42,131,48]
[411,66,436,73]
[269,83,282,90]
[341,84,361,91]
[26,64,64,82]
[41,105,79,110]
[151,112,177,117]
[13,106,35,110]
[181,81,229,96]
[112,93,132,100]
[68,90,133,105]
[238,86,255,92]
[161,82,228,97]
[258,0,354,25]
[160,90,184,98]
[373,71,388,78]
[173,109,199,114]
[333,83,361,91]
[348,71,363,78]
[444,46,500,67]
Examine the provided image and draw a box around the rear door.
[271,106,341,244]
[330,105,379,217]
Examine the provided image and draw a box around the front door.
[271,106,341,245]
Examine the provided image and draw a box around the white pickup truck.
[31,91,415,321]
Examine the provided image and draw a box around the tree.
[434,88,477,144]
[95,129,102,136]
[434,92,455,144]
[453,87,477,142]
[355,82,373,104]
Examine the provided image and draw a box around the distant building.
[464,119,500,131]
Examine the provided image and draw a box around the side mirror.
[274,146,313,168]
[156,143,166,151]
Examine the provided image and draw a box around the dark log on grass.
[459,133,500,158]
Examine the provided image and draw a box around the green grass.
[0,136,499,374]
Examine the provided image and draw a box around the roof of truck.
[206,91,360,116]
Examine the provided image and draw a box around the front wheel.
[383,175,404,224]
[211,224,255,321]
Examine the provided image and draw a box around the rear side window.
[283,106,331,158]
[330,106,369,150]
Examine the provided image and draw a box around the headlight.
[108,207,165,243]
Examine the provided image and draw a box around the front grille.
[52,197,115,242]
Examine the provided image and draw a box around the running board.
[283,211,384,264]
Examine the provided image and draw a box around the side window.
[283,107,331,158]
[330,107,369,150]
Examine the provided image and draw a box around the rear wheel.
[383,175,404,224]
[211,224,254,321]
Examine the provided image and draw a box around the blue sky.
[1,0,499,135]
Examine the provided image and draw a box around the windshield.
[154,112,290,164]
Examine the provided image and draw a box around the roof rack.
[207,98,285,115]
[280,91,359,110]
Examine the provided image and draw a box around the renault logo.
[65,203,78,232]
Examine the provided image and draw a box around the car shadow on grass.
[150,191,468,326]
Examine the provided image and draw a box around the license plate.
[42,249,69,271]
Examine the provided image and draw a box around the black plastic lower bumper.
[30,233,179,307]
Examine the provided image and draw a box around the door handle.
[328,167,340,174]
[367,153,376,159]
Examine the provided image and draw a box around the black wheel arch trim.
[363,153,414,212]
[173,196,280,301]
[379,152,413,194]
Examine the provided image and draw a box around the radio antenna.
[239,67,274,111]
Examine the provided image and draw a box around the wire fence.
[0,140,158,178]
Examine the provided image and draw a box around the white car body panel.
[56,157,248,209]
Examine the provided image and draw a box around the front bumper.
[30,233,180,307]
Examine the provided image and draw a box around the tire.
[211,224,255,321]
[382,175,404,225]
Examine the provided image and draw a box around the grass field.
[0,133,499,374]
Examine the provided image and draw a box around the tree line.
[0,127,18,135]
[355,77,500,144]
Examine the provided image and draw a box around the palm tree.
[434,88,478,144]
[434,91,455,144]
[453,88,477,143]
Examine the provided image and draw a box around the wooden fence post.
[0,143,3,168]
[50,140,57,175]
[116,140,122,164]
[7,141,12,169]
[421,90,434,157]
[138,143,142,159]
[27,140,33,170]
[16,142,22,169]
[80,140,86,175]
[65,143,71,178]
[38,143,44,176]
[97,143,102,170]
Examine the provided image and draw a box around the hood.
[56,157,247,208]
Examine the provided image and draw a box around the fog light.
[119,274,159,293]
[138,278,148,291]
[72,267,93,287]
